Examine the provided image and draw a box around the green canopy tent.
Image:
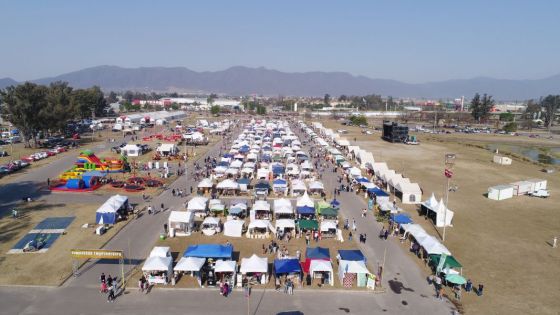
[315,200,330,214]
[319,207,338,218]
[298,219,319,231]
[445,274,467,285]
[429,254,462,270]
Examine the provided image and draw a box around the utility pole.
[443,153,456,242]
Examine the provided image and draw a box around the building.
[382,121,409,143]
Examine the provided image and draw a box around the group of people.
[99,272,117,302]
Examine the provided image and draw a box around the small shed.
[526,178,547,192]
[493,155,512,165]
[488,185,514,200]
[510,181,533,196]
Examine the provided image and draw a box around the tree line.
[470,93,559,130]
[0,82,107,147]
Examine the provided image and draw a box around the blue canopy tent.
[254,181,270,190]
[330,199,341,208]
[274,259,302,275]
[296,205,315,215]
[367,187,389,197]
[272,165,285,175]
[306,247,330,259]
[183,244,233,259]
[390,213,413,224]
[228,207,244,215]
[261,154,271,162]
[356,177,370,183]
[338,250,366,262]
[223,153,234,158]
[273,179,287,185]
[239,145,250,153]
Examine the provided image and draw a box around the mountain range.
[1,65,559,100]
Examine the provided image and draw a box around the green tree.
[210,105,221,115]
[107,91,118,103]
[499,112,514,122]
[503,122,518,132]
[324,94,331,106]
[349,115,367,126]
[72,86,107,118]
[123,90,134,103]
[470,93,494,123]
[207,93,218,105]
[42,81,75,133]
[540,95,560,131]
[338,95,348,102]
[256,105,267,115]
[0,82,48,147]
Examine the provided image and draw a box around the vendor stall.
[201,217,221,236]
[338,260,370,288]
[174,257,205,286]
[142,246,173,285]
[240,254,268,285]
[247,220,275,239]
[223,219,245,238]
[168,211,195,237]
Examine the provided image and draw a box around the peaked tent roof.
[337,250,365,262]
[274,258,302,274]
[306,247,330,259]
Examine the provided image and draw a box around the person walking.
[107,285,115,302]
[164,223,168,235]
[138,278,144,293]
[160,203,165,212]
[477,284,484,296]
[465,279,473,293]
[348,231,353,241]
[100,272,106,284]
[352,219,356,231]
[287,279,294,295]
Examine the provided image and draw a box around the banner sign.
[71,249,124,259]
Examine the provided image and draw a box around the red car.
[46,150,57,157]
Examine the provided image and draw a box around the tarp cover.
[274,259,302,274]
[174,257,205,272]
[183,244,233,259]
[338,250,365,262]
[306,247,330,259]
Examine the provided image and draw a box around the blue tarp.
[274,259,302,274]
[255,181,270,190]
[338,250,366,262]
[296,205,315,215]
[34,217,75,230]
[184,244,233,259]
[272,166,285,174]
[330,199,341,207]
[306,247,330,259]
[367,187,389,197]
[356,177,370,183]
[96,212,116,225]
[273,179,287,185]
[223,154,234,158]
[391,213,413,224]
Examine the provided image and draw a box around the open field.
[320,118,560,315]
[0,201,134,286]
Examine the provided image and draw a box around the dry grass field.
[321,118,560,315]
[0,201,132,286]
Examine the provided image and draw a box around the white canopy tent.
[395,182,422,204]
[240,254,268,275]
[187,197,208,212]
[168,211,195,236]
[275,219,296,232]
[291,179,307,196]
[246,220,275,238]
[197,178,214,189]
[201,217,221,236]
[309,260,334,286]
[174,257,205,272]
[338,260,370,287]
[418,235,452,255]
[297,191,315,208]
[214,260,237,273]
[273,198,293,215]
[320,220,338,232]
[223,219,245,238]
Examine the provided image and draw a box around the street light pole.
[443,153,456,242]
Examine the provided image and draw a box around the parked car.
[529,190,550,198]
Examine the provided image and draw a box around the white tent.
[168,211,195,236]
[357,150,375,169]
[320,220,338,232]
[247,220,274,238]
[187,197,208,211]
[275,219,296,231]
[433,198,454,227]
[338,260,370,287]
[348,167,362,178]
[142,256,173,272]
[253,200,271,211]
[156,143,178,155]
[273,198,293,215]
[174,257,205,272]
[309,181,324,191]
[96,194,128,225]
[309,260,334,286]
[373,163,389,178]
[224,219,245,238]
[395,182,422,204]
[421,193,438,210]
[297,191,315,208]
[380,169,396,183]
[301,160,313,170]
[214,260,237,273]
[240,254,268,274]
[291,179,307,196]
[198,178,214,188]
[150,246,171,258]
[418,235,451,255]
[201,217,221,236]
[488,185,514,200]
[401,223,429,239]
[121,144,142,157]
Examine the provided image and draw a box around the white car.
[529,190,550,198]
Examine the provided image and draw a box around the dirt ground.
[320,118,560,315]
[0,201,132,286]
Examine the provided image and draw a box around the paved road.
[0,285,449,315]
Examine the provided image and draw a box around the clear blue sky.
[1,0,559,83]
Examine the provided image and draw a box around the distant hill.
[2,65,560,99]
[0,78,18,90]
